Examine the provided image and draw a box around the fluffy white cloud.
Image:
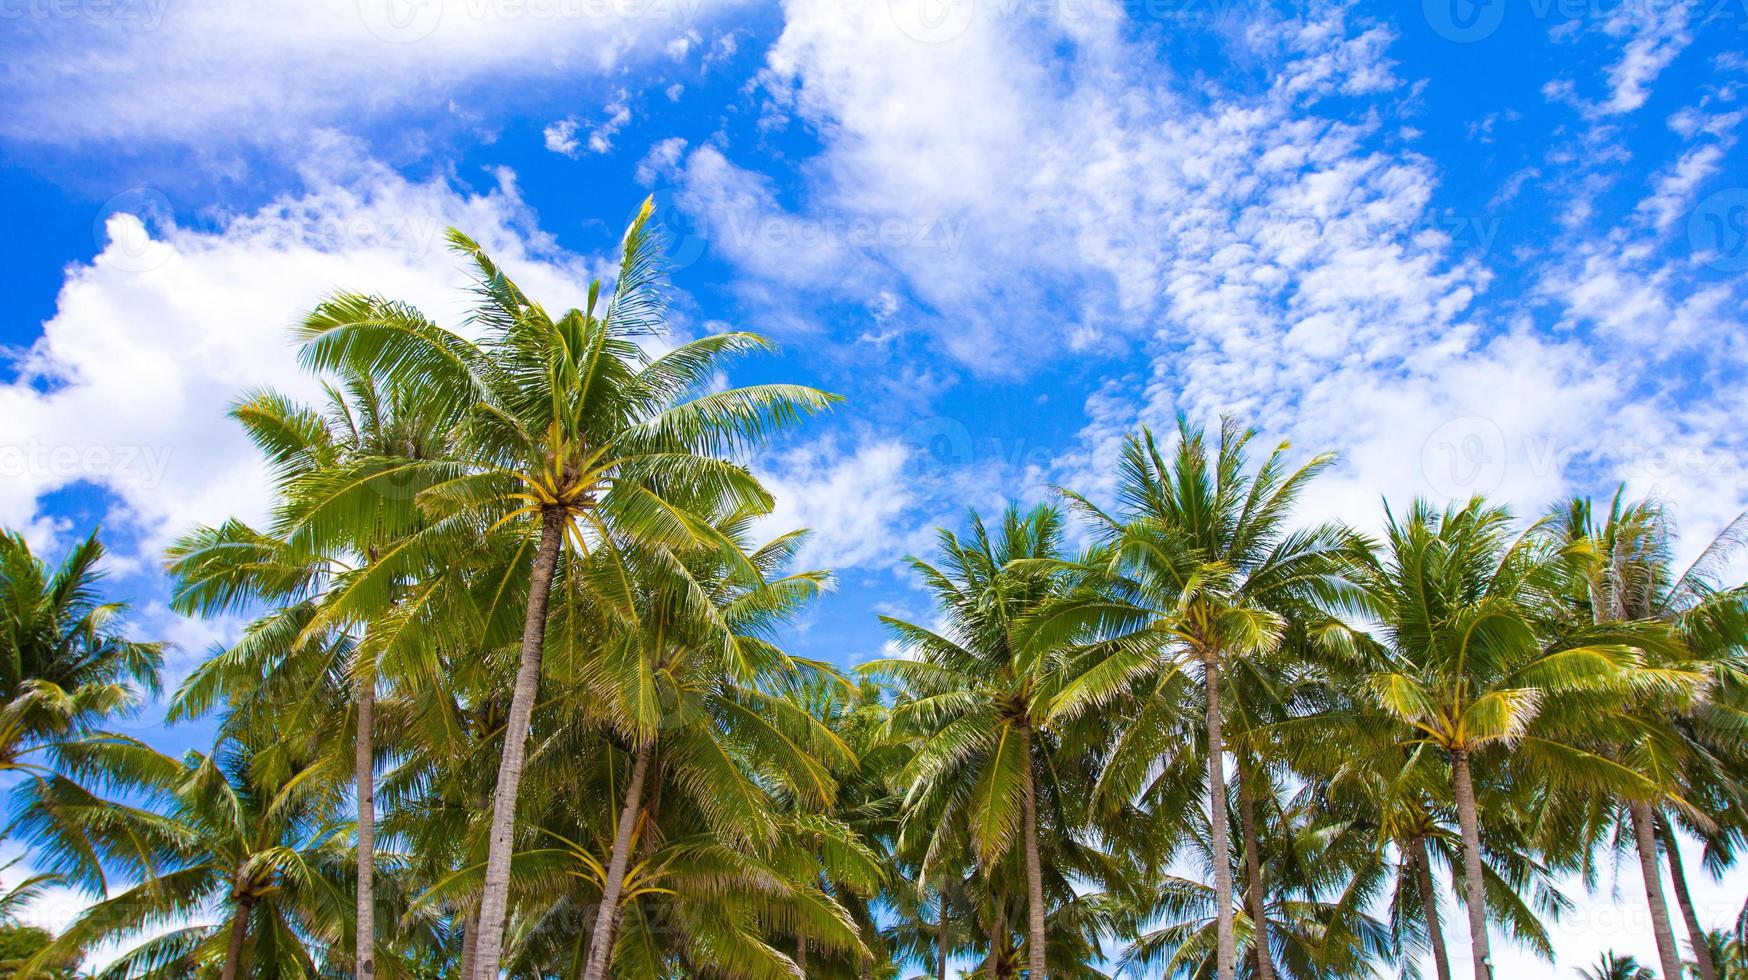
[0,145,597,559]
[0,0,749,146]
[756,436,921,572]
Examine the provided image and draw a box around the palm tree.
[1032,418,1358,980]
[0,530,161,778]
[565,507,850,979]
[11,732,388,979]
[167,368,468,979]
[1576,952,1655,980]
[1114,792,1395,979]
[294,199,837,979]
[1539,492,1742,980]
[1358,498,1663,980]
[868,504,1076,979]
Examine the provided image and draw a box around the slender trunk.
[581,740,655,980]
[987,899,1006,978]
[1660,814,1718,980]
[458,906,479,980]
[796,932,808,971]
[1203,653,1236,980]
[1412,836,1453,980]
[219,898,254,980]
[355,672,377,979]
[1449,748,1492,980]
[1629,800,1686,980]
[937,891,950,980]
[1019,724,1047,980]
[1236,766,1276,980]
[471,507,567,980]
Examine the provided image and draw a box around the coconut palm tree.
[1357,497,1668,980]
[1551,492,1748,980]
[166,366,468,980]
[867,504,1078,979]
[294,199,837,979]
[0,529,161,779]
[1114,791,1393,979]
[10,731,408,979]
[563,507,852,979]
[1029,418,1359,980]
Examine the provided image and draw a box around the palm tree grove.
[3,196,1746,980]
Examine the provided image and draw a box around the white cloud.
[0,0,748,146]
[756,436,921,572]
[544,117,582,156]
[1598,1,1692,114]
[0,145,596,561]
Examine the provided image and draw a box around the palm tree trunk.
[471,506,567,980]
[582,739,655,980]
[937,890,951,980]
[1019,723,1047,980]
[987,899,1006,977]
[1236,765,1276,980]
[219,898,254,980]
[1629,799,1686,980]
[1659,814,1718,980]
[355,671,376,980]
[458,906,479,980]
[1203,653,1237,980]
[1412,836,1453,980]
[1449,748,1492,980]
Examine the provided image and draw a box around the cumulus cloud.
[0,148,596,560]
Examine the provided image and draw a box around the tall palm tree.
[166,367,466,980]
[868,504,1075,979]
[1033,418,1358,980]
[566,507,850,979]
[0,530,161,778]
[1551,491,1748,980]
[294,199,837,979]
[1358,498,1664,980]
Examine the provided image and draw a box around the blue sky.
[3,0,1747,971]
